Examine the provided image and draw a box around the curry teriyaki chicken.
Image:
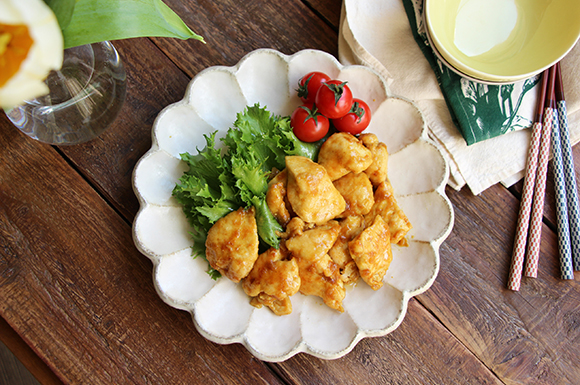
[204,131,412,315]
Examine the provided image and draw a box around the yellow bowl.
[425,0,580,83]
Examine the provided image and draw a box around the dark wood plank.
[420,184,580,384]
[0,124,283,385]
[1,342,41,385]
[151,0,338,78]
[273,299,503,385]
[0,317,62,385]
[303,0,342,29]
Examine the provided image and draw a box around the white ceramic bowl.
[425,0,580,83]
[132,49,454,361]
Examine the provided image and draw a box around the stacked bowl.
[425,0,580,84]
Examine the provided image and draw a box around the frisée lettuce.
[172,103,323,278]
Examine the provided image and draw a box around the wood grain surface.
[1,1,579,384]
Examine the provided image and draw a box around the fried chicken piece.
[250,294,293,316]
[284,220,345,312]
[242,247,300,316]
[365,179,412,246]
[340,261,360,287]
[328,215,365,285]
[333,172,374,218]
[205,207,259,282]
[279,216,314,239]
[285,219,340,277]
[285,156,346,225]
[348,215,392,290]
[317,132,373,181]
[360,133,389,186]
[266,169,293,227]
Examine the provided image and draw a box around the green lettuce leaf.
[173,104,322,278]
[60,0,204,49]
[224,105,323,170]
[173,132,242,234]
[251,195,283,253]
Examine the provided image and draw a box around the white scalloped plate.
[132,49,454,362]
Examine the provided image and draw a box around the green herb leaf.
[61,0,204,49]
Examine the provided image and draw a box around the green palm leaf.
[55,0,204,49]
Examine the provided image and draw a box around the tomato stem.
[298,104,323,124]
[323,81,348,106]
[350,101,365,123]
[296,74,314,100]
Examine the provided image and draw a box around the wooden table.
[1,1,579,384]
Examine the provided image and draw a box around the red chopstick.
[507,68,552,290]
[523,66,558,278]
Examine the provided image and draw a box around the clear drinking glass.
[5,41,127,145]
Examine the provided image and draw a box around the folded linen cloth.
[339,0,580,194]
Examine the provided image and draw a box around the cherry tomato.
[332,99,372,135]
[315,80,353,119]
[296,71,331,104]
[290,104,329,142]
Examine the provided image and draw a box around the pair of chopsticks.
[508,63,580,291]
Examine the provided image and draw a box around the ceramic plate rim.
[131,48,455,362]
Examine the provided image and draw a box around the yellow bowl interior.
[426,0,580,82]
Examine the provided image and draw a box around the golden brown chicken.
[205,207,259,282]
[284,218,345,312]
[317,132,374,181]
[266,169,293,227]
[359,133,389,186]
[285,156,346,225]
[328,215,364,285]
[348,215,392,290]
[242,247,300,315]
[249,294,293,316]
[333,172,374,218]
[201,131,412,316]
[365,179,412,246]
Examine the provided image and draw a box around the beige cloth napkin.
[339,0,580,195]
